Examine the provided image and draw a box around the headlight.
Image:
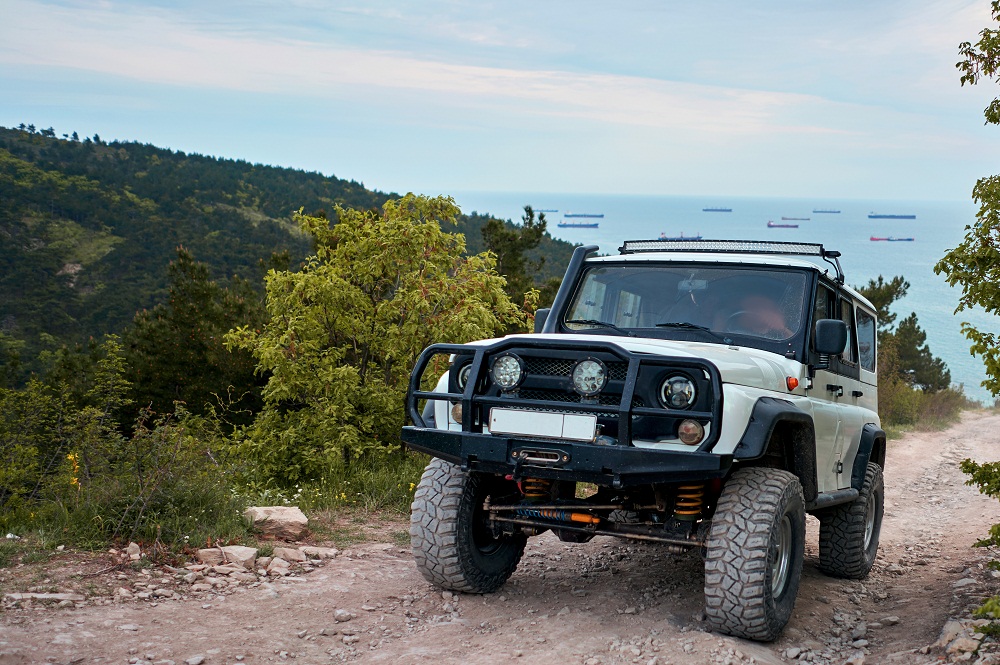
[677,419,705,445]
[455,362,472,390]
[572,358,607,396]
[491,354,524,390]
[660,375,696,409]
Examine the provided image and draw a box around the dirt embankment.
[3,411,1000,665]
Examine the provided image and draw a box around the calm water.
[452,191,997,404]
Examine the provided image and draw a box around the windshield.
[565,264,809,342]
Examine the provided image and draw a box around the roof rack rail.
[617,238,844,284]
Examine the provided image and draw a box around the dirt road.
[3,410,1000,665]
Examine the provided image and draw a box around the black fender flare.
[851,423,886,490]
[733,396,818,503]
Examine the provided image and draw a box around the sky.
[2,0,1000,201]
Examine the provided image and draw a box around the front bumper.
[402,426,733,488]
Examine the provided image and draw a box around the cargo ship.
[702,207,732,212]
[658,232,702,240]
[812,209,841,214]
[870,236,914,241]
[558,221,599,228]
[768,221,798,228]
[564,212,604,218]
[868,213,916,219]
[781,216,810,221]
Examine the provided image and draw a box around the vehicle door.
[834,295,865,489]
[808,281,845,493]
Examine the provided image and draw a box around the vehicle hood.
[467,333,799,393]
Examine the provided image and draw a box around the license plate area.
[488,408,597,442]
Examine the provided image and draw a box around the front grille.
[523,357,629,381]
[524,358,576,376]
[518,388,643,409]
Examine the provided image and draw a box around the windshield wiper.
[565,319,635,337]
[655,321,732,344]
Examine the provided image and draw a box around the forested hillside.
[0,126,574,366]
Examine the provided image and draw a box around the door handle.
[826,384,844,397]
[852,390,864,398]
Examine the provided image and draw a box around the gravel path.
[3,410,1000,665]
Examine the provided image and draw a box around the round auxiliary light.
[572,358,608,397]
[490,354,524,391]
[678,419,705,446]
[455,363,473,390]
[660,375,697,409]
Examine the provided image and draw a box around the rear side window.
[857,308,876,372]
[839,297,856,363]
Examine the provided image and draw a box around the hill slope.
[0,127,575,362]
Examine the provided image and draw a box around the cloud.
[0,0,888,139]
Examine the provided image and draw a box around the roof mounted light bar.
[618,238,844,284]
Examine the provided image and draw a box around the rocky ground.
[3,410,1000,664]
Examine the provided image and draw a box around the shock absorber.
[522,477,552,503]
[673,482,705,521]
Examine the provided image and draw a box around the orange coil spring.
[674,483,705,520]
[522,477,552,502]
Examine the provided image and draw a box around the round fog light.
[450,402,463,423]
[491,354,524,390]
[677,419,705,446]
[572,358,608,396]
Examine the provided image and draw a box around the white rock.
[195,549,224,566]
[935,620,965,648]
[126,542,141,557]
[221,545,258,569]
[5,592,85,602]
[272,547,306,563]
[184,656,205,665]
[243,506,308,540]
[266,558,291,576]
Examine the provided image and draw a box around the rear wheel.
[817,462,884,579]
[704,467,805,642]
[410,458,526,593]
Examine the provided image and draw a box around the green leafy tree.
[856,276,951,393]
[481,205,546,308]
[936,0,1000,398]
[894,313,951,391]
[124,247,264,420]
[227,194,526,484]
[857,275,909,334]
[935,7,1000,624]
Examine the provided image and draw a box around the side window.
[857,308,876,372]
[839,297,856,364]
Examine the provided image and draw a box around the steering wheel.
[724,310,758,331]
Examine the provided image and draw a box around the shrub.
[227,194,526,484]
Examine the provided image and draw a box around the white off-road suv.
[402,239,885,641]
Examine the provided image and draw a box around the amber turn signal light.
[786,377,799,391]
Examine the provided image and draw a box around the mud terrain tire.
[410,458,526,593]
[704,467,805,642]
[817,462,884,579]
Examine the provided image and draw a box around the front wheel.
[704,467,805,642]
[817,462,884,579]
[410,458,526,593]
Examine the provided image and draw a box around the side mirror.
[815,319,848,355]
[533,308,550,334]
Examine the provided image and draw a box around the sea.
[451,191,999,404]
